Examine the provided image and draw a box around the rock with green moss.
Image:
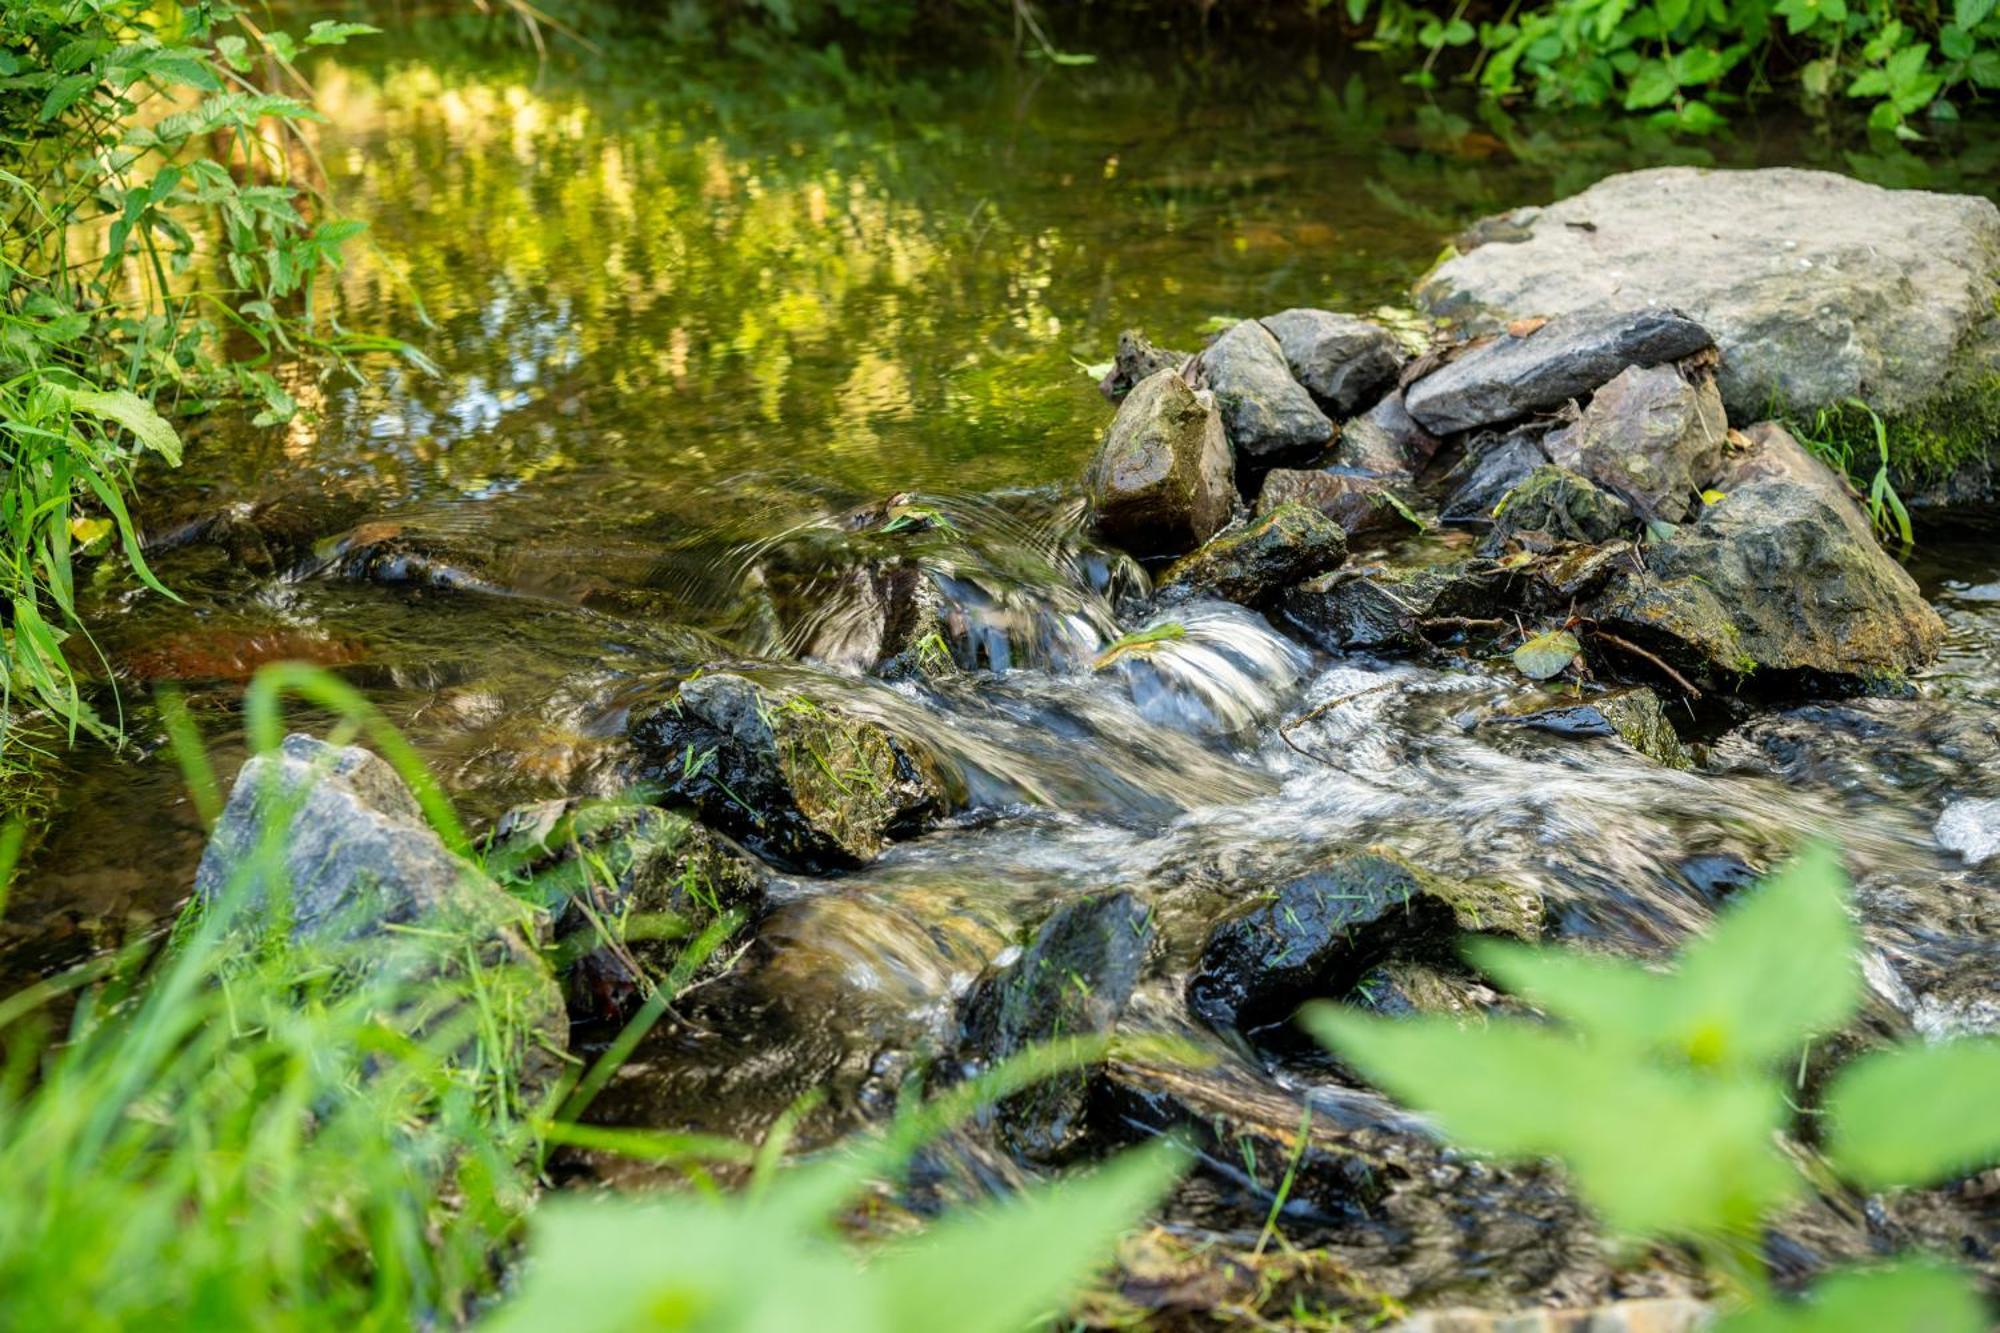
[1157,503,1347,607]
[1085,368,1235,558]
[1544,361,1727,523]
[1256,467,1422,540]
[1282,560,1518,651]
[488,798,766,1022]
[628,672,949,873]
[1097,328,1189,401]
[1498,687,1695,770]
[1488,464,1634,548]
[1417,166,2000,486]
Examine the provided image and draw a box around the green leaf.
[1714,1263,1987,1333]
[38,72,97,122]
[1656,0,1691,31]
[1970,50,2000,87]
[214,34,251,72]
[1939,24,1975,59]
[1662,842,1859,1068]
[1824,1039,2000,1188]
[1624,59,1680,108]
[1464,938,1670,1043]
[1512,628,1580,680]
[305,21,383,45]
[1955,0,1995,31]
[51,386,183,465]
[1303,1008,1800,1235]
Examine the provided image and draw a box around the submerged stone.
[627,672,948,873]
[1086,368,1236,559]
[955,892,1151,1163]
[488,798,766,1022]
[1186,850,1535,1035]
[1260,308,1404,417]
[1098,328,1190,401]
[1193,318,1335,464]
[1256,468,1420,540]
[1415,166,2000,435]
[1498,687,1694,770]
[1544,362,1728,523]
[1283,560,1516,652]
[1157,503,1348,607]
[1404,308,1713,436]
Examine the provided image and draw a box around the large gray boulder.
[1260,308,1404,416]
[1544,362,1728,523]
[1417,167,2000,433]
[1085,368,1235,558]
[1405,308,1713,436]
[1193,318,1335,463]
[196,734,528,945]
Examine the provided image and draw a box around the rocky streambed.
[54,166,2000,1324]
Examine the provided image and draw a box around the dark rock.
[1086,368,1236,559]
[309,521,510,596]
[627,672,948,872]
[1488,465,1634,548]
[1332,388,1440,479]
[1440,428,1551,525]
[1349,960,1508,1018]
[1158,504,1348,607]
[1588,570,1755,682]
[1283,560,1519,652]
[1098,328,1190,402]
[1260,308,1404,417]
[1404,309,1714,436]
[1415,166,2000,425]
[1185,850,1535,1035]
[1543,362,1727,523]
[1193,319,1335,464]
[1518,539,1639,610]
[1637,480,1946,680]
[488,798,766,1022]
[956,892,1152,1163]
[1496,687,1694,769]
[1257,469,1421,540]
[799,558,952,676]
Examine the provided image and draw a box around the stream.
[8,28,2000,1312]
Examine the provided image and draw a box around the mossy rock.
[1157,502,1347,607]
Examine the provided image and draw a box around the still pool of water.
[7,27,1999,1301]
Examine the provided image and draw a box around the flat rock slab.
[1405,308,1713,436]
[1417,166,2000,422]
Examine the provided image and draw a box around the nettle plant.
[1308,843,2000,1329]
[1344,0,2000,135]
[1,2,404,750]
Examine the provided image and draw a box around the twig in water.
[1277,682,1397,760]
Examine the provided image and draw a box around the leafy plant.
[1792,398,1916,545]
[1305,842,2000,1326]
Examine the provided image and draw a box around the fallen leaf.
[1506,317,1549,338]
[1513,629,1581,681]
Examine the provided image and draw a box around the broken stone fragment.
[1097,328,1190,401]
[1085,368,1236,559]
[1259,308,1405,417]
[1404,308,1713,436]
[1192,318,1335,464]
[1543,362,1727,523]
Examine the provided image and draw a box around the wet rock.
[1587,570,1753,683]
[1335,388,1441,479]
[1712,421,1854,499]
[1394,1299,1712,1333]
[795,558,952,676]
[1283,561,1518,652]
[1936,798,2000,866]
[1261,308,1405,417]
[955,892,1151,1163]
[1440,428,1552,525]
[1497,687,1694,770]
[1086,368,1236,559]
[1404,309,1713,436]
[1518,540,1639,611]
[1635,480,1945,681]
[1193,319,1336,464]
[1257,468,1422,541]
[1098,328,1190,401]
[193,735,565,1090]
[1544,362,1728,523]
[1488,466,1634,548]
[1158,504,1348,608]
[488,798,766,1022]
[627,672,947,872]
[1415,166,2000,427]
[1349,961,1507,1019]
[309,521,510,596]
[1186,850,1534,1035]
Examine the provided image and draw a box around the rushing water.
[8,24,2000,1304]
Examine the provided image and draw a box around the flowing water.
[10,25,2000,1305]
